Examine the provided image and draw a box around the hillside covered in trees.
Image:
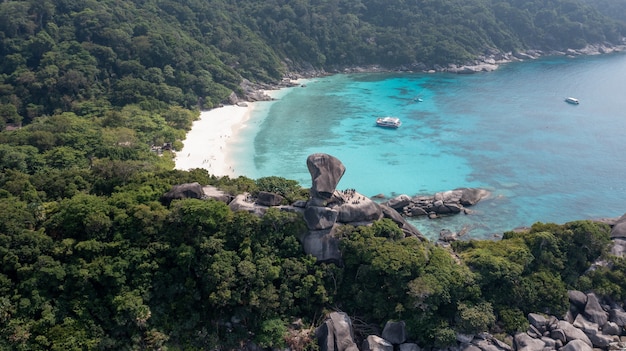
[1,0,625,127]
[2,0,626,349]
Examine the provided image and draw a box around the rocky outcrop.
[384,188,490,219]
[316,312,359,351]
[316,289,626,351]
[161,182,205,206]
[300,154,426,263]
[307,153,346,200]
[202,185,233,204]
[610,213,626,239]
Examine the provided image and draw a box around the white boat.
[565,97,579,105]
[376,116,402,128]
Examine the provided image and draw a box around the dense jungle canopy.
[1,0,626,349]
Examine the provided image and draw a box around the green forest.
[1,0,626,349]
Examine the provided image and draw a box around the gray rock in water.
[459,188,490,205]
[384,194,412,211]
[307,153,346,199]
[161,182,205,205]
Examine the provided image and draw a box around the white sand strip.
[174,80,307,177]
[174,105,251,177]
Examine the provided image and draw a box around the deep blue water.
[230,53,626,240]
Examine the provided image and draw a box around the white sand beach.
[174,104,252,177]
[174,81,305,177]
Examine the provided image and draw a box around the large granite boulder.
[336,194,383,224]
[556,320,592,347]
[559,339,593,351]
[362,335,393,351]
[568,290,588,311]
[307,153,346,199]
[514,332,545,351]
[385,194,412,211]
[610,213,626,238]
[228,193,267,216]
[316,312,358,351]
[202,185,232,203]
[161,182,205,205]
[303,228,342,265]
[583,293,608,326]
[459,187,491,205]
[304,207,339,230]
[381,321,407,345]
[302,154,421,263]
[256,191,284,206]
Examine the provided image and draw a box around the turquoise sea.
[230,53,626,240]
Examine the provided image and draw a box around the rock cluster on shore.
[258,43,626,86]
[383,188,490,219]
[317,288,626,351]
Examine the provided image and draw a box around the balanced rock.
[307,153,346,199]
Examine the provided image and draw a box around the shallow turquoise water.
[230,53,626,240]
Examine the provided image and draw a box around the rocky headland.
[162,153,492,264]
[162,152,626,351]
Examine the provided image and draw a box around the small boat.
[565,97,579,105]
[376,116,402,128]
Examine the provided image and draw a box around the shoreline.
[173,44,626,179]
[174,105,253,177]
[174,83,304,177]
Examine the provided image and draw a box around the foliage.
[256,176,306,203]
[255,318,288,349]
[454,220,611,327]
[456,302,496,334]
[0,0,624,349]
